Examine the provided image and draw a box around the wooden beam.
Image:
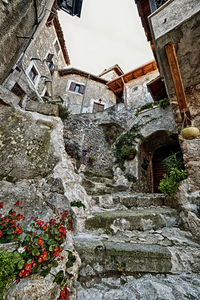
[165,42,191,124]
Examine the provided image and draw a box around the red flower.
[15,200,22,206]
[57,286,70,300]
[37,220,44,226]
[43,224,47,230]
[64,210,68,216]
[50,219,55,224]
[0,202,4,209]
[19,269,25,277]
[14,227,23,235]
[38,256,43,263]
[0,230,2,238]
[24,263,32,272]
[38,237,44,246]
[11,211,16,217]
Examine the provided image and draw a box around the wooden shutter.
[69,82,76,91]
[79,85,85,94]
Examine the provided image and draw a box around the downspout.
[80,74,90,113]
[121,76,127,109]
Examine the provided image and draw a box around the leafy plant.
[0,202,74,299]
[70,201,86,209]
[114,124,143,168]
[158,168,187,195]
[0,250,22,300]
[58,105,70,120]
[0,201,24,243]
[162,151,184,172]
[158,98,170,109]
[125,173,137,182]
[121,145,137,160]
[135,98,170,116]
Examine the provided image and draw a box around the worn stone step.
[82,177,129,195]
[91,192,166,209]
[73,233,200,276]
[85,207,179,233]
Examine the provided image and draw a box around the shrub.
[158,98,170,109]
[158,168,187,196]
[0,250,22,300]
[58,105,70,120]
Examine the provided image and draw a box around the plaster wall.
[149,0,200,40]
[126,70,159,109]
[55,74,116,114]
[3,22,67,100]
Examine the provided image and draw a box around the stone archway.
[138,130,182,193]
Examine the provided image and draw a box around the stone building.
[107,60,166,108]
[0,0,55,84]
[55,68,117,114]
[135,0,200,236]
[3,9,70,106]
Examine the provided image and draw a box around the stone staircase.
[74,175,200,299]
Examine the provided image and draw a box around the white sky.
[58,0,154,76]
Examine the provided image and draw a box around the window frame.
[68,81,85,95]
[26,61,40,88]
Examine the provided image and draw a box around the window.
[11,83,25,100]
[46,53,55,75]
[69,82,85,94]
[29,66,38,82]
[93,102,104,113]
[54,40,60,54]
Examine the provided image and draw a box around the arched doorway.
[138,130,183,193]
[152,144,181,193]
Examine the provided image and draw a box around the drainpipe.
[121,76,127,109]
[80,74,90,113]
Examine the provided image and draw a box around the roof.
[107,61,157,94]
[58,68,108,84]
[99,64,124,77]
[46,4,70,65]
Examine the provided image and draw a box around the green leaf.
[49,245,55,252]
[7,228,14,234]
[32,248,40,256]
[66,260,73,268]
[42,234,49,240]
[27,259,32,264]
[40,267,51,277]
[32,264,41,273]
[17,260,25,270]
[52,260,58,267]
[53,270,64,284]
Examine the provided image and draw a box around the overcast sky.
[58,0,154,76]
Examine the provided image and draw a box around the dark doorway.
[152,144,181,193]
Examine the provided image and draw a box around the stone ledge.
[26,100,59,116]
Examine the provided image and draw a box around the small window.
[11,83,25,100]
[93,102,104,113]
[69,82,85,94]
[46,53,55,75]
[54,40,60,54]
[29,66,38,82]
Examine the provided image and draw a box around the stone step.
[73,233,200,276]
[84,175,114,184]
[91,192,166,209]
[82,177,129,195]
[85,207,179,233]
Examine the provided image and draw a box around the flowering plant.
[121,145,137,160]
[0,202,74,300]
[0,201,24,243]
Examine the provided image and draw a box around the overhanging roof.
[107,61,157,94]
[99,64,124,77]
[58,68,108,84]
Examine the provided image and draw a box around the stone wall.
[3,19,66,101]
[63,101,177,191]
[54,74,116,114]
[0,88,90,299]
[0,0,54,84]
[126,70,159,109]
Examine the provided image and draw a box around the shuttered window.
[93,102,104,113]
[69,82,85,94]
[46,53,55,75]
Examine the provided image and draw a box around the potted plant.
[121,145,137,160]
[181,125,199,140]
